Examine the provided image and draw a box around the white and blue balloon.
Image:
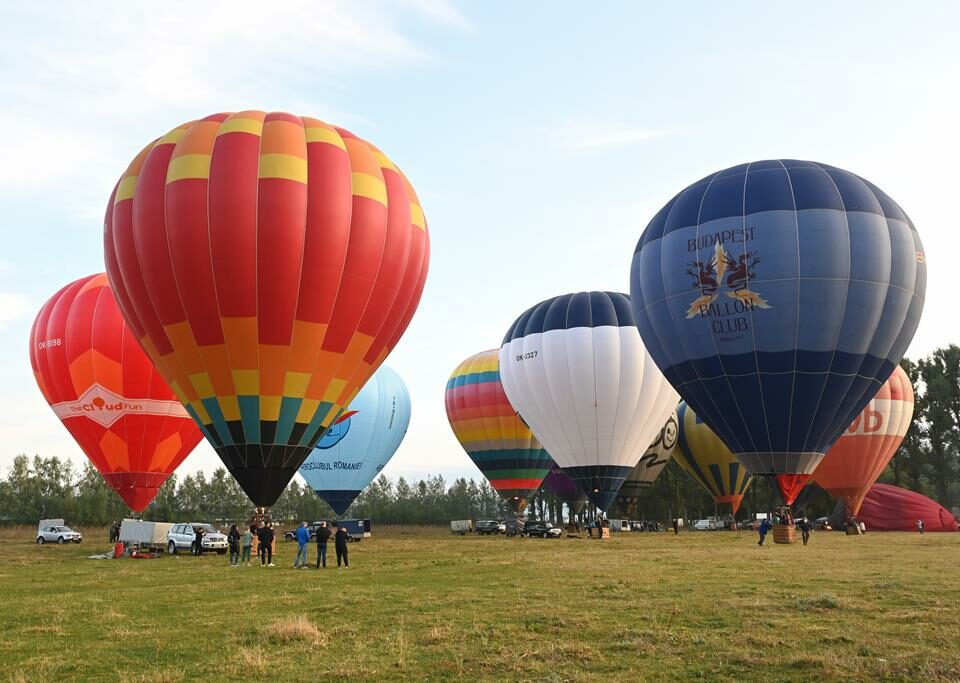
[298,365,411,515]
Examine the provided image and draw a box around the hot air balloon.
[813,365,913,518]
[445,349,553,513]
[543,464,588,517]
[499,291,679,511]
[630,160,926,505]
[298,365,410,516]
[616,410,678,516]
[674,401,752,515]
[104,112,429,506]
[828,483,958,532]
[29,274,202,511]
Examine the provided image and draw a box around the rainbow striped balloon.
[445,349,553,513]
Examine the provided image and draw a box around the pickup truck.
[524,521,562,538]
[284,519,369,542]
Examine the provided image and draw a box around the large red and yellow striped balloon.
[104,112,430,505]
[30,274,203,511]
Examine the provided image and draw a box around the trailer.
[450,519,473,535]
[335,518,371,541]
[119,519,173,552]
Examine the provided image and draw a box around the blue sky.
[1,1,957,485]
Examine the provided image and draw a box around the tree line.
[0,455,511,527]
[2,346,957,528]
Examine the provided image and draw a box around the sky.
[1,1,958,488]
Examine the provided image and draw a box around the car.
[524,521,562,538]
[475,520,502,535]
[37,525,82,544]
[814,517,832,531]
[693,519,717,531]
[737,520,759,531]
[166,523,229,554]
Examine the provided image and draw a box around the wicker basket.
[772,524,797,544]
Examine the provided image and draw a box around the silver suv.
[167,523,229,555]
[37,525,83,544]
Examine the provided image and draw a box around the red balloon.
[841,483,958,532]
[29,274,202,511]
[813,366,913,517]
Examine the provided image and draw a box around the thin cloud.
[399,0,475,31]
[0,2,460,201]
[0,293,31,328]
[548,119,678,152]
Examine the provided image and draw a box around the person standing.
[315,522,332,569]
[193,526,204,556]
[335,525,350,569]
[916,519,925,534]
[258,523,275,566]
[757,518,771,546]
[293,522,311,569]
[228,524,241,566]
[672,518,679,535]
[797,517,812,546]
[241,525,254,566]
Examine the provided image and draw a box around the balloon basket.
[772,524,796,544]
[588,527,609,540]
[845,525,863,536]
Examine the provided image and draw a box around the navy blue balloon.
[629,160,925,504]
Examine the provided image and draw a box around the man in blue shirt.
[757,518,771,546]
[293,522,311,569]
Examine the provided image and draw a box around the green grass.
[2,526,959,681]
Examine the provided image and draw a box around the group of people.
[223,521,276,566]
[293,521,351,569]
[220,520,351,569]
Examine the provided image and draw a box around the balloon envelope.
[29,274,202,511]
[829,483,958,532]
[542,465,588,515]
[630,160,926,505]
[675,401,752,514]
[104,112,429,506]
[813,365,913,517]
[500,291,679,511]
[616,410,679,512]
[299,365,409,516]
[445,349,552,512]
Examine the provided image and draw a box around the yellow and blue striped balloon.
[675,401,751,514]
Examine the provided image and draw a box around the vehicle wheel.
[542,532,548,538]
[37,537,44,544]
[57,537,65,544]
[168,541,177,555]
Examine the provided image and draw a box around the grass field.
[2,526,958,682]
